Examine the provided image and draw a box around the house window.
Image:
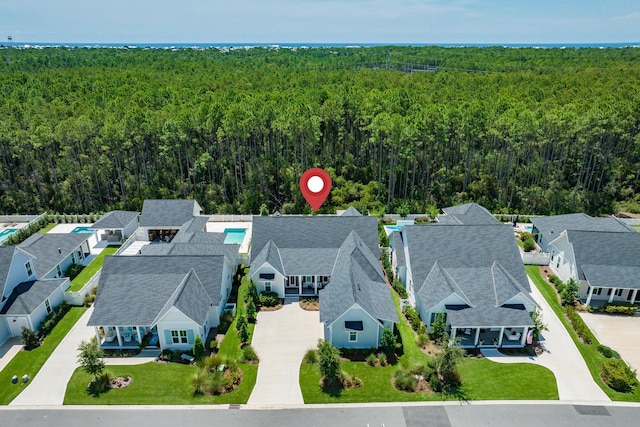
[171,330,188,344]
[71,252,76,264]
[264,281,272,292]
[615,289,623,297]
[76,249,83,260]
[607,289,612,296]
[594,288,602,295]
[348,331,358,342]
[628,290,634,300]
[556,259,560,268]
[25,262,33,276]
[56,264,62,277]
[45,299,51,314]
[305,276,313,283]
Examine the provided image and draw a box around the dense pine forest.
[0,46,639,216]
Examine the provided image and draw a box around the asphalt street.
[2,403,640,427]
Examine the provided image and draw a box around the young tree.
[317,339,342,388]
[259,203,269,216]
[246,299,257,321]
[380,326,397,355]
[395,202,410,219]
[560,278,580,306]
[21,326,40,350]
[434,335,465,388]
[248,280,259,305]
[430,313,447,342]
[530,308,548,340]
[77,339,105,381]
[236,314,250,344]
[193,335,205,360]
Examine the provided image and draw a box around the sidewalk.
[481,278,610,401]
[0,338,22,373]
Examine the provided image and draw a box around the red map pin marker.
[300,168,332,211]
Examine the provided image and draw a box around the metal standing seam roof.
[90,210,139,229]
[17,233,90,278]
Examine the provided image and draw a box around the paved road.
[248,301,324,405]
[2,402,640,427]
[482,278,609,401]
[579,311,640,379]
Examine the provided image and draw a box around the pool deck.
[207,221,251,253]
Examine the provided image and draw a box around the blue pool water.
[385,225,403,232]
[224,228,247,244]
[524,225,533,233]
[71,226,94,233]
[0,228,18,238]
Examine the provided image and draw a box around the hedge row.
[565,307,597,344]
[602,302,638,316]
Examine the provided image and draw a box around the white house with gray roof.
[139,199,203,242]
[90,210,138,244]
[0,233,90,345]
[398,220,537,348]
[250,208,398,348]
[532,213,640,306]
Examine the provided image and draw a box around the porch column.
[520,327,528,346]
[585,286,594,306]
[115,327,123,347]
[136,327,142,344]
[95,328,102,346]
[474,328,481,346]
[450,327,457,344]
[608,288,616,303]
[298,276,302,295]
[314,276,318,295]
[632,289,638,303]
[497,327,505,347]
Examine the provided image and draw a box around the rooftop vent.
[58,248,61,253]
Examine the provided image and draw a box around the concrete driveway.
[248,301,324,406]
[482,278,610,401]
[579,311,640,377]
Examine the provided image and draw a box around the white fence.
[618,218,640,226]
[521,251,550,265]
[116,228,148,255]
[209,214,253,222]
[65,269,101,306]
[0,213,47,223]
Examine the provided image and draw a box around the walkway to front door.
[248,301,324,405]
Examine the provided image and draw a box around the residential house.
[139,199,203,242]
[435,202,501,225]
[398,215,537,348]
[250,208,398,348]
[0,233,91,345]
[531,214,640,306]
[90,210,139,244]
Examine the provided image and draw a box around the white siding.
[1,252,34,300]
[418,293,467,333]
[122,220,138,241]
[250,262,285,296]
[0,318,11,345]
[32,286,65,333]
[157,307,204,351]
[548,234,576,284]
[328,305,381,349]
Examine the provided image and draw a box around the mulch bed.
[259,303,283,312]
[391,375,433,393]
[320,376,363,390]
[107,376,133,389]
[299,299,319,311]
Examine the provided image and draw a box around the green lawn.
[68,247,118,292]
[526,265,640,401]
[218,267,254,360]
[38,223,58,234]
[64,362,257,405]
[0,307,87,405]
[301,285,558,403]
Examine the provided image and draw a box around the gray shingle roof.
[531,213,634,244]
[0,279,67,315]
[139,199,202,228]
[173,270,212,325]
[438,203,500,225]
[567,230,640,288]
[278,248,338,276]
[18,233,90,278]
[447,306,533,328]
[320,232,398,326]
[0,246,15,290]
[339,206,362,216]
[391,232,405,268]
[91,211,139,230]
[177,216,210,234]
[251,240,284,272]
[405,224,530,292]
[171,231,226,245]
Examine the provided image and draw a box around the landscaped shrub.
[65,263,84,280]
[193,335,206,360]
[403,306,423,333]
[380,326,397,355]
[236,314,249,344]
[304,349,318,364]
[565,307,596,344]
[393,368,417,391]
[548,274,563,288]
[38,302,71,338]
[560,278,580,306]
[417,332,430,348]
[392,279,408,299]
[365,353,378,366]
[241,345,259,362]
[377,352,387,366]
[601,359,638,392]
[246,299,257,321]
[83,286,98,307]
[259,291,280,307]
[523,237,536,252]
[602,302,638,316]
[519,231,533,242]
[317,339,342,388]
[430,313,447,341]
[597,344,621,359]
[21,326,40,350]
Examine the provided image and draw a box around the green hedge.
[402,306,424,333]
[38,302,71,338]
[602,302,638,316]
[565,307,596,344]
[258,291,280,307]
[601,359,638,393]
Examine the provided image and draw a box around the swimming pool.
[71,226,95,233]
[524,225,533,233]
[224,228,247,244]
[0,228,18,238]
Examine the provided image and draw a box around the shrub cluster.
[3,216,50,246]
[258,291,280,307]
[391,279,408,299]
[565,307,596,344]
[403,306,425,334]
[597,344,621,359]
[365,352,388,366]
[65,263,85,280]
[548,274,563,289]
[241,345,259,362]
[601,359,638,393]
[38,302,71,338]
[602,302,638,316]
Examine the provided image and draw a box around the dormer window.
[56,264,62,277]
[25,261,33,277]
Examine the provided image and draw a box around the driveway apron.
[248,302,324,405]
[482,278,610,402]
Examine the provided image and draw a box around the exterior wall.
[250,262,285,297]
[157,307,204,351]
[31,285,65,333]
[417,293,467,333]
[548,234,576,284]
[122,219,138,241]
[0,318,10,346]
[42,246,87,280]
[1,251,34,300]
[327,305,382,349]
[208,259,236,327]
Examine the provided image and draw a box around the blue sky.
[1,1,638,44]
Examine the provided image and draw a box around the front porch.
[96,325,159,349]
[584,286,640,307]
[284,275,329,296]
[453,326,529,348]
